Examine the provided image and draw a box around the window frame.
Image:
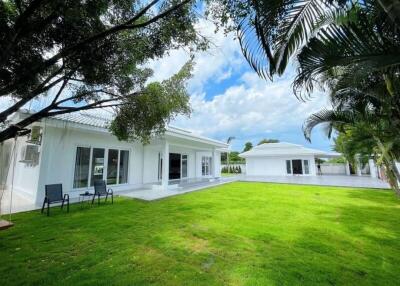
[181,154,188,179]
[201,156,212,176]
[73,145,130,190]
[286,160,292,175]
[303,159,310,175]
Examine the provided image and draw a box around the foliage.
[0,0,206,143]
[210,0,400,80]
[243,141,253,152]
[257,138,279,145]
[221,151,244,164]
[226,136,235,144]
[109,60,193,143]
[213,0,400,192]
[326,157,346,164]
[222,165,242,173]
[1,182,400,285]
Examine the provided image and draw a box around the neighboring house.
[0,111,227,208]
[240,142,339,176]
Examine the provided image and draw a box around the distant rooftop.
[240,142,340,158]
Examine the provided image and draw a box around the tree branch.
[38,0,192,76]
[127,0,192,29]
[0,64,67,123]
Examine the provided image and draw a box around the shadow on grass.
[1,184,400,286]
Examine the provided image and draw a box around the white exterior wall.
[142,144,199,184]
[2,117,225,209]
[169,145,197,179]
[142,144,161,184]
[195,151,221,178]
[245,155,316,176]
[1,136,42,202]
[36,124,143,205]
[320,163,346,175]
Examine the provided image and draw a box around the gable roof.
[240,142,340,158]
[44,111,227,148]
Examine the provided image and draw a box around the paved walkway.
[119,177,237,201]
[240,175,390,189]
[1,175,390,214]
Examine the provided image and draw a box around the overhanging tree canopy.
[0,0,207,143]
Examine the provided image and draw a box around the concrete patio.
[240,174,390,189]
[119,176,237,201]
[0,177,238,214]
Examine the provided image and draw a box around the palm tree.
[235,0,400,80]
[302,69,400,192]
[230,0,400,191]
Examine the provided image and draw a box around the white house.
[0,111,227,209]
[240,142,339,176]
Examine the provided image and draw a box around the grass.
[1,182,400,286]
[221,172,238,177]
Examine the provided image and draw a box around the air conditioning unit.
[20,144,40,165]
[27,126,42,145]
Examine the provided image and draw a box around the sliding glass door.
[107,149,118,185]
[73,147,91,188]
[202,156,212,176]
[91,148,105,186]
[73,146,129,188]
[181,154,188,178]
[286,159,310,175]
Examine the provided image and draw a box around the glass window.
[119,150,129,184]
[91,148,105,186]
[73,147,91,188]
[286,160,292,174]
[202,156,212,176]
[182,154,188,178]
[107,149,119,185]
[304,160,310,174]
[74,147,129,188]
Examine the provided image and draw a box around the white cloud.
[147,18,333,150]
[172,71,330,149]
[147,18,245,94]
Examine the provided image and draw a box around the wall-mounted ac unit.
[27,126,42,145]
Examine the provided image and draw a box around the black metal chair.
[92,180,113,205]
[41,184,69,216]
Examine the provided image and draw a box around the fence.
[319,163,346,175]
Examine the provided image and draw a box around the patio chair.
[92,180,113,205]
[41,184,69,216]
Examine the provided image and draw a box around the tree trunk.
[227,151,230,173]
[390,160,400,192]
[382,159,400,195]
[0,110,49,143]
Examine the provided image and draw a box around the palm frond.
[303,108,355,141]
[293,19,400,99]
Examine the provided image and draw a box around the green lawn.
[1,182,400,286]
[221,172,238,177]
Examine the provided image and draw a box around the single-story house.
[0,111,227,207]
[240,142,340,176]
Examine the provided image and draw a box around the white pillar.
[356,163,362,176]
[369,159,377,178]
[162,140,169,189]
[345,161,351,176]
[212,148,218,178]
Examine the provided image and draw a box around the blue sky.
[0,17,335,153]
[148,18,335,152]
